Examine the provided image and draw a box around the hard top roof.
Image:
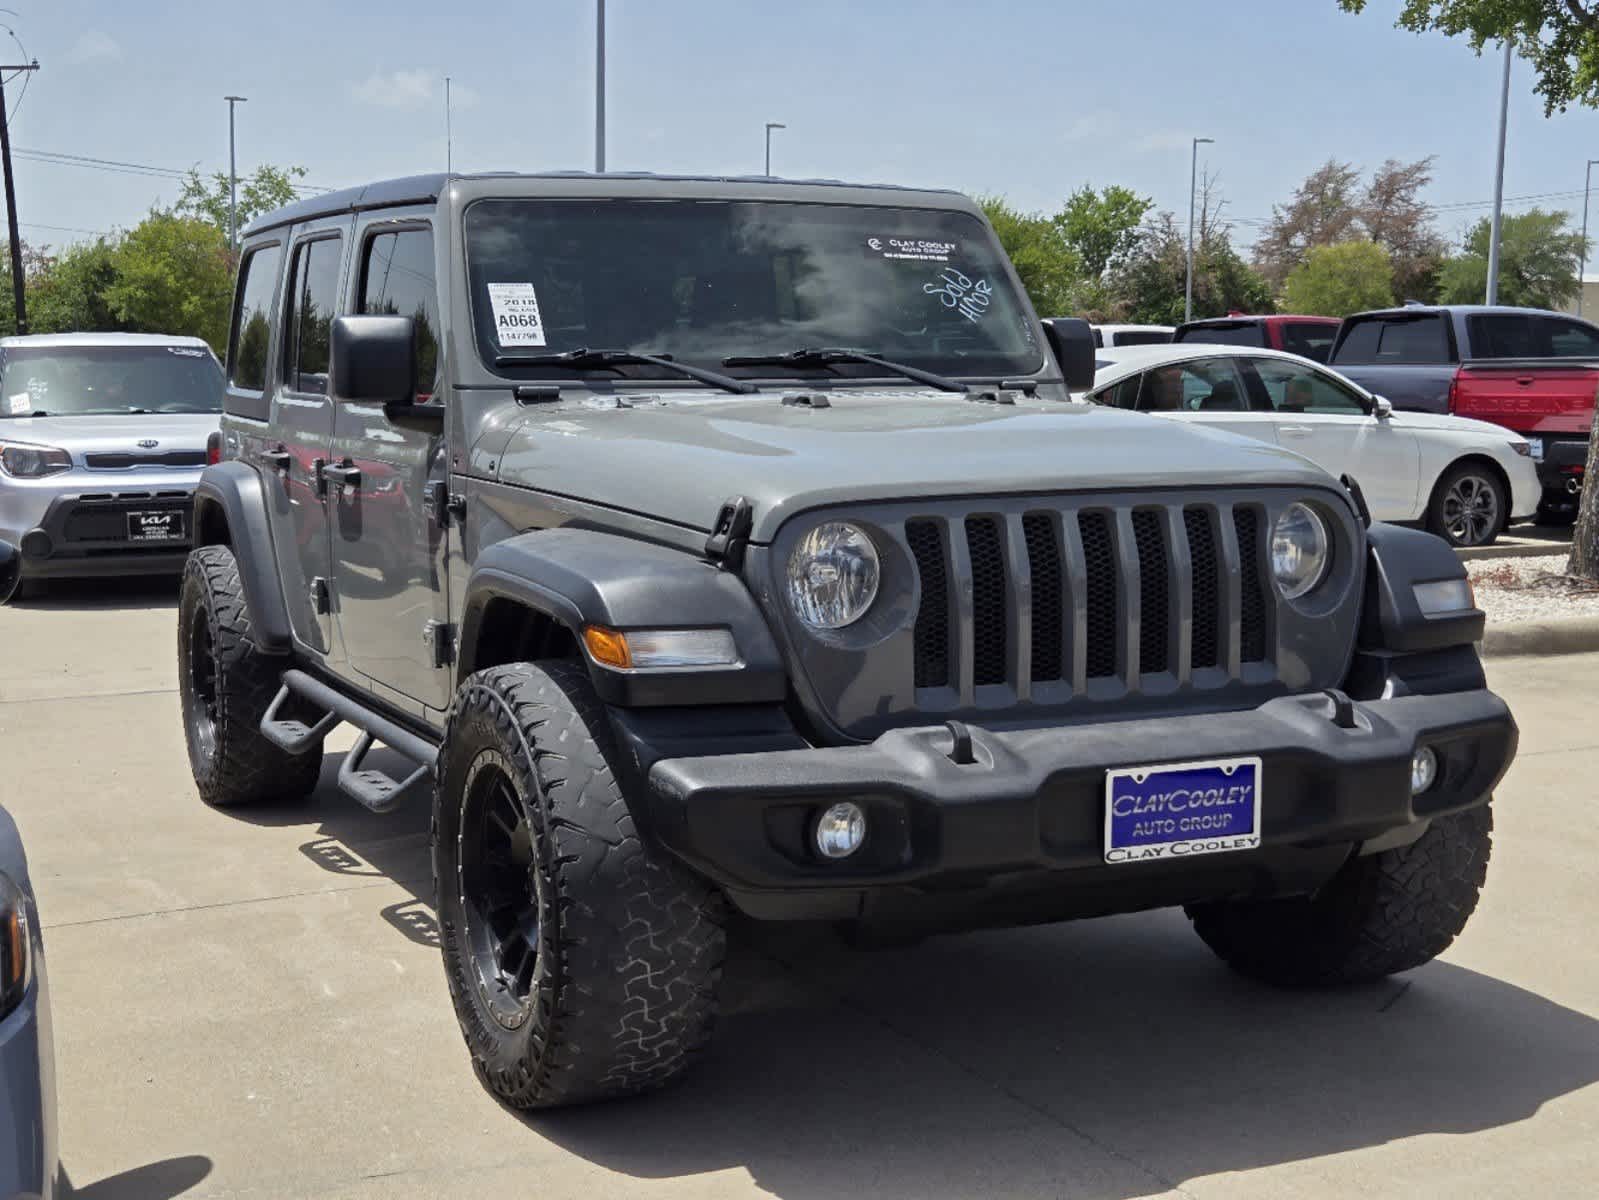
[241,171,970,238]
[0,331,216,350]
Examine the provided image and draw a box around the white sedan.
[1085,344,1540,547]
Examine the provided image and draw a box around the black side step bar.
[260,669,439,814]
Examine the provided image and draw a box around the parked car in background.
[1090,323,1173,348]
[1328,305,1599,523]
[1087,344,1539,547]
[1172,313,1341,362]
[0,795,57,1200]
[0,333,222,595]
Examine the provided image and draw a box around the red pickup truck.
[1328,305,1599,523]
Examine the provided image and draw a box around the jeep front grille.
[903,500,1270,699]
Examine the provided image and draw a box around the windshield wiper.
[721,347,969,393]
[495,347,756,395]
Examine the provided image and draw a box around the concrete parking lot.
[2,580,1596,1200]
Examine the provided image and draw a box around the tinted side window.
[1094,375,1141,409]
[1468,313,1541,358]
[283,237,343,396]
[1335,315,1447,364]
[1174,323,1263,348]
[359,228,441,401]
[1112,330,1173,347]
[1139,359,1247,412]
[1544,317,1599,357]
[1251,357,1365,414]
[1281,322,1336,363]
[228,243,282,397]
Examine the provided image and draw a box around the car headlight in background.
[0,872,29,1020]
[787,522,880,630]
[0,441,72,478]
[1271,503,1330,600]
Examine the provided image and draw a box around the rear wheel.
[1186,805,1493,986]
[178,545,323,807]
[1426,464,1506,547]
[434,660,725,1109]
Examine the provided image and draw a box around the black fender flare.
[192,462,294,654]
[1360,523,1484,653]
[459,528,787,706]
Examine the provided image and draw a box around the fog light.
[814,802,867,859]
[1411,746,1439,795]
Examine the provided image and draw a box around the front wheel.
[1426,464,1507,547]
[1186,804,1493,986]
[433,660,725,1109]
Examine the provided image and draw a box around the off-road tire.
[1185,804,1493,987]
[1425,463,1507,548]
[178,545,323,807]
[433,660,725,1109]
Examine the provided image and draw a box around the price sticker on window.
[487,282,547,348]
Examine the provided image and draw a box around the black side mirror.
[0,540,20,606]
[1040,318,1097,392]
[331,315,420,414]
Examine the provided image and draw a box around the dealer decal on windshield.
[924,267,993,323]
[865,236,957,263]
[487,282,547,347]
[6,392,30,414]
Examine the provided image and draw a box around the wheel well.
[194,497,232,547]
[465,597,580,675]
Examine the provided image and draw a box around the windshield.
[0,345,223,417]
[464,198,1043,382]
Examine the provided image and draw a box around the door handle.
[1279,425,1313,437]
[259,447,292,473]
[322,460,362,494]
[1516,376,1535,385]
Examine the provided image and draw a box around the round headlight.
[1270,503,1330,600]
[786,522,880,630]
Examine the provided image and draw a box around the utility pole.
[1185,136,1213,324]
[1486,41,1512,305]
[764,122,785,176]
[225,95,247,250]
[1580,159,1599,317]
[445,76,453,174]
[594,0,606,172]
[0,59,38,334]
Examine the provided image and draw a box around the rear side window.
[1334,315,1448,364]
[1468,313,1541,358]
[1280,322,1336,363]
[283,236,344,396]
[359,228,441,401]
[1174,322,1263,348]
[1111,329,1173,347]
[228,243,282,399]
[1138,359,1248,412]
[1544,317,1599,357]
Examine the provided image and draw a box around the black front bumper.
[645,689,1516,923]
[19,490,193,579]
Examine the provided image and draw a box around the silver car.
[0,333,222,589]
[0,801,55,1199]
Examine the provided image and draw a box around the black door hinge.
[704,495,753,570]
[424,480,469,529]
[310,576,331,615]
[423,620,456,668]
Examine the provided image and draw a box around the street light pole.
[1486,40,1512,305]
[594,0,606,172]
[1185,136,1213,324]
[1580,158,1599,317]
[0,59,38,334]
[225,95,246,250]
[445,76,453,174]
[764,122,785,177]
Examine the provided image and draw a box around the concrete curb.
[1482,615,1599,657]
[1459,541,1570,562]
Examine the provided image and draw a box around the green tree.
[1337,1,1599,114]
[1283,241,1396,315]
[1111,213,1273,325]
[1436,208,1585,308]
[177,163,308,239]
[105,211,234,351]
[1054,184,1152,279]
[978,196,1083,316]
[28,238,124,333]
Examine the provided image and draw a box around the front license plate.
[1104,756,1262,865]
[1526,436,1544,462]
[126,510,185,543]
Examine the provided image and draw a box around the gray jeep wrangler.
[170,172,1515,1110]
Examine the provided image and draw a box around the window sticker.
[487,282,547,347]
[7,392,30,414]
[865,236,958,263]
[924,267,993,323]
[166,346,207,358]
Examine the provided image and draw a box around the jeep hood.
[492,390,1342,540]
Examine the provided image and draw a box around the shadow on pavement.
[61,1154,212,1199]
[13,575,180,613]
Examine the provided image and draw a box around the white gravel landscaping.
[1466,553,1599,625]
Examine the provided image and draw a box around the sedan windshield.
[0,345,223,417]
[464,199,1043,382]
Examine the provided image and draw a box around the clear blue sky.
[14,0,1599,253]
